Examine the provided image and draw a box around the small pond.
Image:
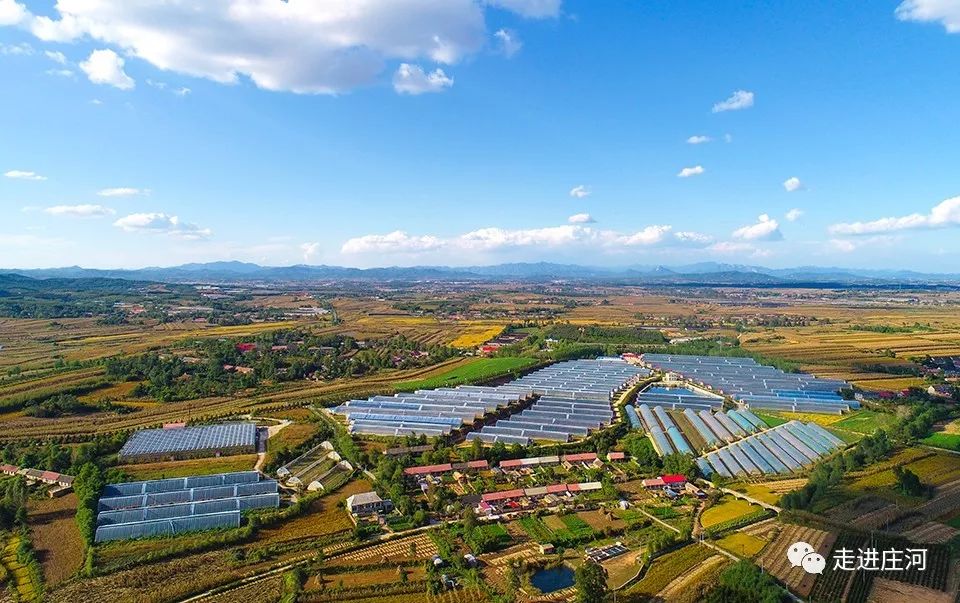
[530,565,575,593]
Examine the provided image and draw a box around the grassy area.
[825,427,864,444]
[922,432,960,452]
[831,410,898,435]
[752,411,787,427]
[115,454,258,480]
[700,497,764,530]
[395,357,537,390]
[715,532,766,559]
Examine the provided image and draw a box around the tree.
[575,560,608,603]
[893,466,927,497]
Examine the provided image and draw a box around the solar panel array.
[118,423,257,460]
[640,354,856,413]
[95,471,279,542]
[332,386,532,438]
[699,421,844,478]
[466,359,646,445]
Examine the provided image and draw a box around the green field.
[753,412,787,427]
[831,410,898,435]
[921,432,960,452]
[395,357,537,390]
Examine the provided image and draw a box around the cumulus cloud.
[686,135,711,144]
[393,63,454,94]
[0,0,27,26]
[677,165,705,178]
[494,28,522,56]
[569,185,591,198]
[732,214,783,241]
[896,0,960,33]
[568,213,595,224]
[44,204,114,217]
[1,1,557,95]
[113,212,211,239]
[828,196,960,236]
[98,187,147,197]
[785,208,804,222]
[342,222,711,257]
[712,90,754,113]
[80,49,135,90]
[486,0,562,18]
[4,170,45,180]
[300,241,321,262]
[783,176,803,192]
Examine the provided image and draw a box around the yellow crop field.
[716,532,767,559]
[450,325,505,348]
[700,497,762,529]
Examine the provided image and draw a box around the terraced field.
[329,533,438,566]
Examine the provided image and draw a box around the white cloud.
[712,89,754,113]
[785,208,804,222]
[300,242,321,262]
[90,99,103,105]
[44,50,67,64]
[568,213,595,224]
[4,170,46,180]
[674,231,715,246]
[828,196,960,236]
[113,212,211,239]
[686,135,711,144]
[569,184,591,198]
[677,165,705,178]
[0,0,27,26]
[174,87,191,97]
[783,176,803,192]
[494,28,522,57]
[732,214,783,241]
[0,41,31,55]
[827,235,899,253]
[724,133,733,143]
[145,78,167,90]
[342,230,445,254]
[80,49,135,90]
[896,0,960,33]
[393,63,454,94]
[98,187,147,197]
[45,68,74,77]
[342,221,711,257]
[709,241,755,254]
[3,1,557,95]
[486,0,562,18]
[44,204,115,217]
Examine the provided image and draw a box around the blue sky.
[1,0,959,270]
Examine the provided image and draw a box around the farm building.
[641,474,687,490]
[403,460,489,477]
[345,492,394,516]
[118,422,258,463]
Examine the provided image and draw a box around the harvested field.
[901,522,959,545]
[204,575,283,603]
[757,523,835,598]
[623,544,715,597]
[603,549,643,589]
[256,479,369,546]
[330,533,438,565]
[867,577,954,603]
[27,494,83,586]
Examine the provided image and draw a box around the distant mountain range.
[4,261,960,287]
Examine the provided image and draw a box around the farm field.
[731,479,808,505]
[115,454,259,480]
[922,432,960,452]
[395,357,537,390]
[757,523,835,598]
[622,544,715,597]
[714,532,766,559]
[700,497,765,530]
[867,578,954,603]
[255,479,369,546]
[656,554,730,603]
[848,451,960,492]
[1,532,42,603]
[27,494,84,587]
[831,409,899,434]
[449,325,505,348]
